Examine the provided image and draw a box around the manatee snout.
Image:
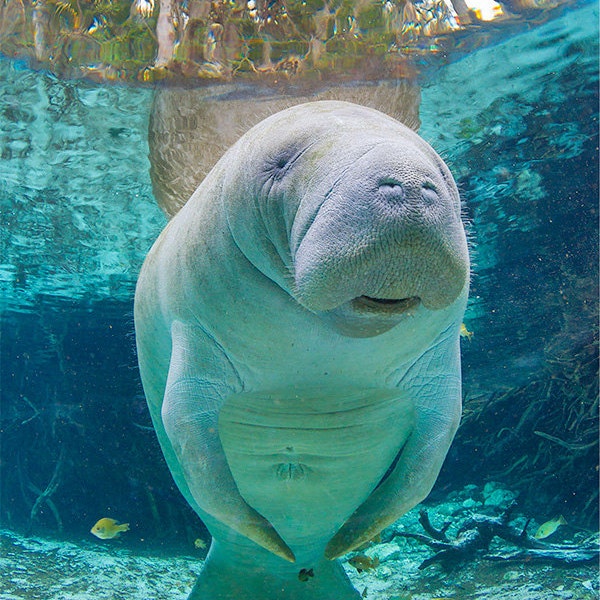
[292,144,469,325]
[376,178,444,210]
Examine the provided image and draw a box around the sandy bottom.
[2,529,597,600]
[2,485,598,600]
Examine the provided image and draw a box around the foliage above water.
[0,0,573,83]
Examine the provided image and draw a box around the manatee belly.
[218,388,414,551]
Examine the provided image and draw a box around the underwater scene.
[0,0,598,597]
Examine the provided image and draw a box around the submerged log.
[485,546,599,565]
[395,504,599,569]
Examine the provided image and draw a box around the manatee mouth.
[353,296,421,314]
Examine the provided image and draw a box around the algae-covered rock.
[483,482,518,509]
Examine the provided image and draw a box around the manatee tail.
[188,538,361,600]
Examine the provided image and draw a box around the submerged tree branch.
[26,445,66,533]
[533,430,598,452]
[395,505,599,570]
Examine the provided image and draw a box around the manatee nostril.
[421,181,439,205]
[378,179,405,201]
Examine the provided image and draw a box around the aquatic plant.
[0,302,208,547]
[451,333,599,528]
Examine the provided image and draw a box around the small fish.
[460,323,474,340]
[534,515,567,539]
[348,555,379,573]
[194,538,207,549]
[90,518,130,540]
[298,568,314,582]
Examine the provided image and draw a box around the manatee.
[148,80,421,217]
[134,100,470,600]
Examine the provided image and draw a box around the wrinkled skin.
[135,101,469,599]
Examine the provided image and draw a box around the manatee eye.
[266,151,295,180]
[421,181,439,205]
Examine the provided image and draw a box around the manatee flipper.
[325,332,462,559]
[162,321,295,562]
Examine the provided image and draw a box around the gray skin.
[134,100,469,600]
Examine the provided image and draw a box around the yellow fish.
[534,515,567,539]
[194,538,207,549]
[348,555,379,573]
[460,323,474,340]
[90,518,130,540]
